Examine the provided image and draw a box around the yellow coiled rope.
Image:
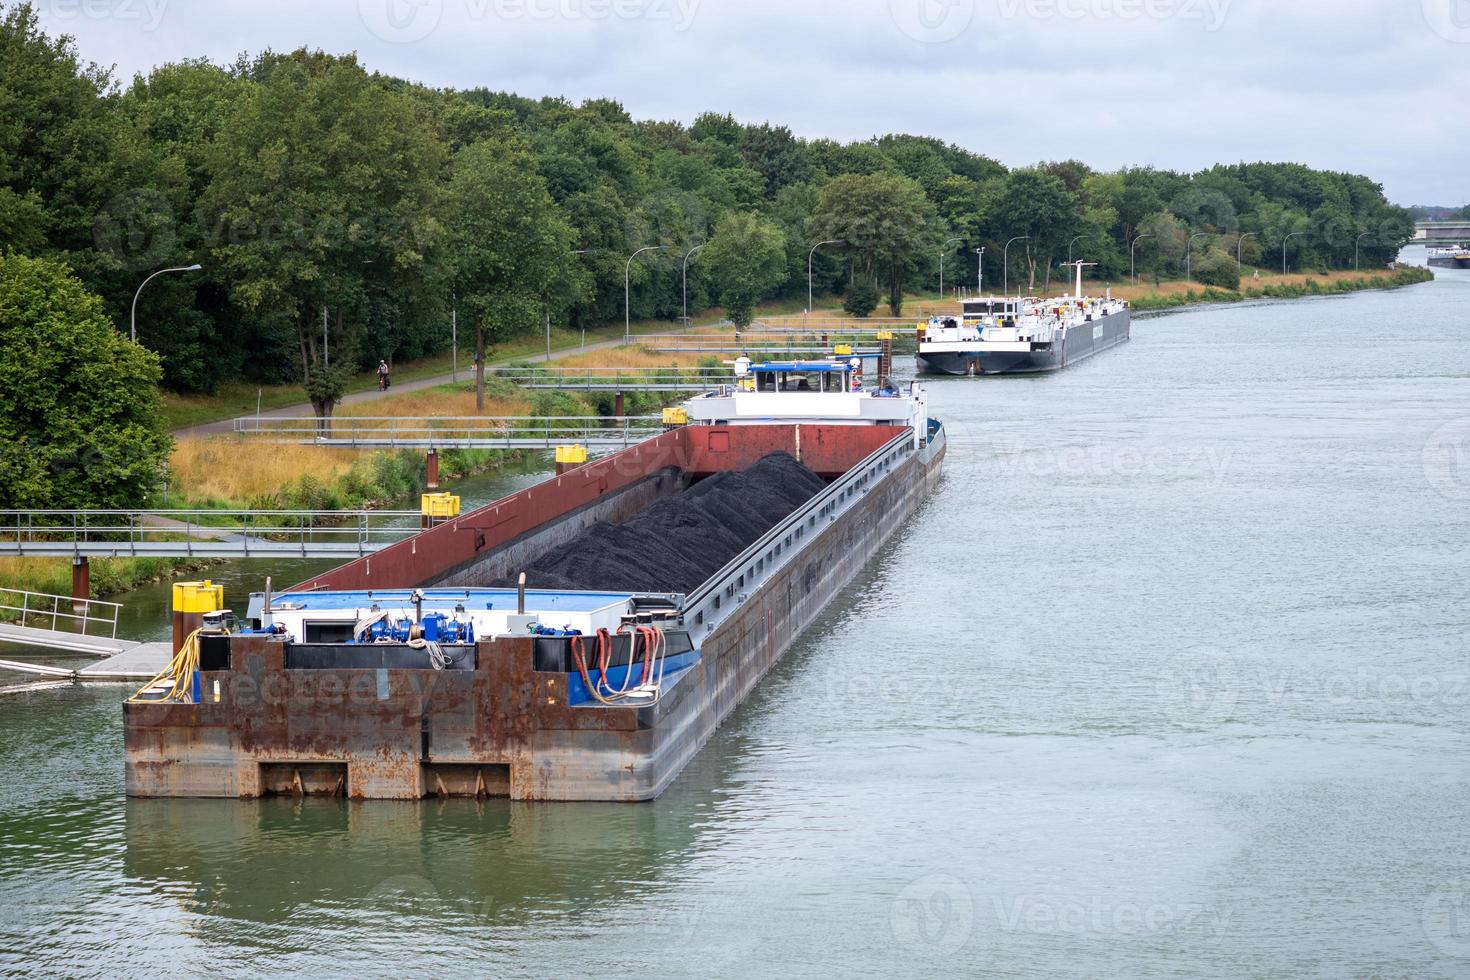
[126,629,202,703]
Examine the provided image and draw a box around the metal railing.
[490,367,734,392]
[231,415,664,450]
[0,509,425,558]
[0,587,122,638]
[680,429,917,633]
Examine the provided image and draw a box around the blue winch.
[364,614,474,645]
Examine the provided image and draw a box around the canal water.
[2,256,1468,977]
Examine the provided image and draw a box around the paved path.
[175,324,722,439]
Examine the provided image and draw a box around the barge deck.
[125,374,945,801]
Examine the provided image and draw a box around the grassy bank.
[1116,264,1432,310]
[0,555,209,604]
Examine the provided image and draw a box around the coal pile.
[494,452,827,594]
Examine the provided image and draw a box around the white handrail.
[0,587,122,639]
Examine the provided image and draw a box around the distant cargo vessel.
[124,359,945,802]
[917,261,1130,376]
[1428,245,1470,269]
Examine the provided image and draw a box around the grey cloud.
[32,0,1470,203]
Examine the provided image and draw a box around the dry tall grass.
[338,387,529,419]
[553,348,717,370]
[169,439,365,505]
[1108,265,1402,301]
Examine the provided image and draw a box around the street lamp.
[1355,232,1371,272]
[1236,232,1257,272]
[1003,236,1027,296]
[807,240,844,316]
[681,243,707,326]
[1130,233,1153,283]
[1067,235,1090,265]
[1282,231,1306,275]
[975,247,986,293]
[131,263,202,343]
[939,237,962,300]
[625,245,669,346]
[1186,233,1211,282]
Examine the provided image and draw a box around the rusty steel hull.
[124,424,945,801]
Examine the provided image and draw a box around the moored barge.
[124,360,945,801]
[917,262,1130,376]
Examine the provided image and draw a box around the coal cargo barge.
[124,360,945,801]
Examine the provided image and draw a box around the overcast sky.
[35,0,1470,204]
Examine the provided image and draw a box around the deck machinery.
[124,361,946,801]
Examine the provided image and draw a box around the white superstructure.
[683,358,930,448]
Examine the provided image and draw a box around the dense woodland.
[2,1,1418,408]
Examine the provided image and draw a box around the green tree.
[443,138,581,411]
[985,169,1080,292]
[703,211,786,329]
[201,51,446,424]
[808,172,935,315]
[1193,248,1240,289]
[0,252,171,507]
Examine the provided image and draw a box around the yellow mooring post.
[421,492,461,529]
[554,444,589,475]
[172,580,222,655]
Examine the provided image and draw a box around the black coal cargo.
[491,452,827,594]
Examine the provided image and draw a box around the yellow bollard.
[172,580,222,655]
[421,492,461,529]
[554,444,589,474]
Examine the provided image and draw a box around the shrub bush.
[843,281,879,318]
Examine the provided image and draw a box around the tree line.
[3,0,1416,413]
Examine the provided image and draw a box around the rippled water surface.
[2,263,1468,977]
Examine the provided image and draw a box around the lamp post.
[1236,232,1257,272]
[681,243,707,326]
[939,237,962,300]
[807,240,844,317]
[1355,232,1371,272]
[1067,235,1089,265]
[131,263,202,344]
[976,247,986,293]
[1282,231,1306,275]
[1186,233,1210,281]
[1003,236,1027,296]
[1130,233,1153,283]
[625,245,669,346]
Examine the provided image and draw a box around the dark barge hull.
[1428,256,1470,269]
[124,423,945,801]
[917,308,1130,375]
